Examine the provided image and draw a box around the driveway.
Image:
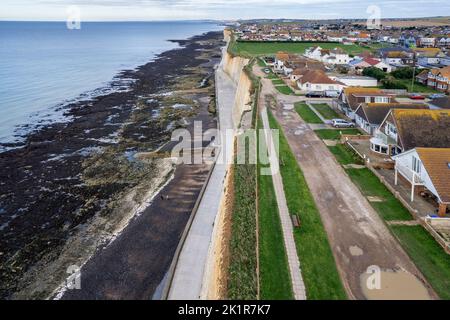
[270,100,436,300]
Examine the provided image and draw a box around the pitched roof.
[276,51,290,61]
[392,109,450,150]
[438,66,450,78]
[416,69,429,80]
[363,57,381,66]
[298,69,341,85]
[416,148,450,203]
[429,97,450,110]
[356,103,428,125]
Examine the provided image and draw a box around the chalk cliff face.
[221,51,252,128]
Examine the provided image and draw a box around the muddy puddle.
[360,269,431,300]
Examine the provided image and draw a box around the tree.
[391,67,415,79]
[362,67,387,81]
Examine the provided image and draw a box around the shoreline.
[0,30,224,299]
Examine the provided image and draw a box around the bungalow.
[371,109,450,157]
[296,69,345,93]
[304,46,351,65]
[354,103,427,135]
[393,148,450,216]
[336,87,397,119]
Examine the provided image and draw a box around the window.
[412,156,421,174]
[375,97,389,103]
[365,97,371,103]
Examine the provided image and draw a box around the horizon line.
[0,15,449,23]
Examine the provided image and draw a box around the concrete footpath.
[260,107,307,300]
[167,49,236,299]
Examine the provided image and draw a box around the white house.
[296,69,345,93]
[393,148,450,216]
[304,46,351,65]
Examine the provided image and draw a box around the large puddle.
[360,269,431,300]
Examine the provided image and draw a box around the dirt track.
[271,105,436,299]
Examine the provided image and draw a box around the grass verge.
[311,103,339,120]
[268,109,347,300]
[328,144,364,166]
[314,129,361,140]
[295,102,322,124]
[346,168,413,221]
[275,85,294,95]
[257,116,294,300]
[390,225,450,300]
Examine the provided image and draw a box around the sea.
[0,21,223,148]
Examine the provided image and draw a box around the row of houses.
[272,52,378,94]
[335,88,450,215]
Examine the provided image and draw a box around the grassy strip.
[272,79,285,85]
[257,116,294,300]
[230,41,365,57]
[328,144,364,166]
[228,154,258,299]
[390,225,450,300]
[345,168,413,221]
[275,85,294,95]
[295,102,323,124]
[268,110,347,300]
[314,129,361,140]
[311,103,339,120]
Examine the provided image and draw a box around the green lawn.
[272,79,285,85]
[314,129,362,140]
[311,103,339,120]
[275,85,294,95]
[257,117,294,300]
[268,110,347,300]
[257,57,266,67]
[390,225,450,300]
[346,168,413,221]
[230,41,366,57]
[328,144,364,165]
[295,102,322,124]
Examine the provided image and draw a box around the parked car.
[324,90,340,98]
[429,93,446,99]
[263,68,271,74]
[332,119,355,128]
[305,91,324,98]
[409,93,426,100]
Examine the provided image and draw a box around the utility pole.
[410,52,417,93]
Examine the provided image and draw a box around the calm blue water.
[0,21,223,145]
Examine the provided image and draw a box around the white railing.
[396,164,424,185]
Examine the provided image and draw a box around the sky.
[1,0,449,21]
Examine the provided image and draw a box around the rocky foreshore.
[0,31,224,299]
